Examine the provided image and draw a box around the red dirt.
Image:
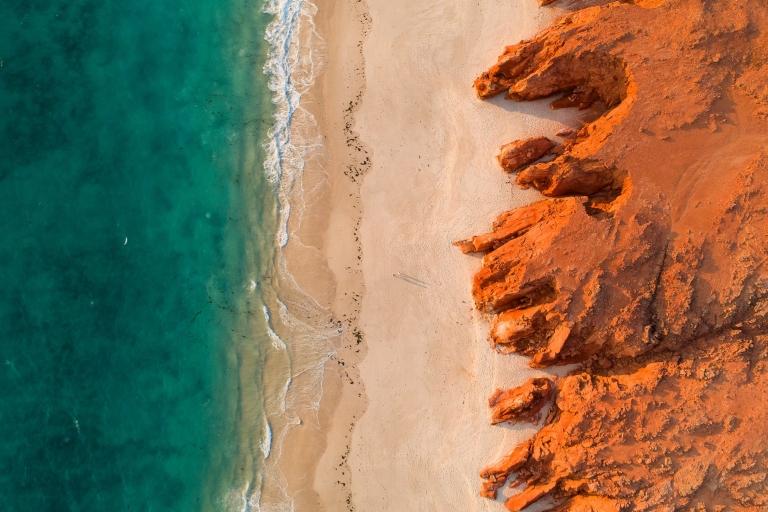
[488,377,554,425]
[459,0,768,509]
[497,136,556,174]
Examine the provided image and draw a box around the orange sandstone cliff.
[458,0,768,510]
[488,377,554,426]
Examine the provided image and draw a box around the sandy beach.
[277,0,585,509]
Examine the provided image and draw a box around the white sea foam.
[262,0,324,248]
[261,419,273,459]
[263,305,287,350]
[239,482,257,512]
[281,376,292,413]
[255,1,341,511]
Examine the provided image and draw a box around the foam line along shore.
[0,0,286,510]
[252,0,343,510]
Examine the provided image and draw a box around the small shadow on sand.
[553,0,619,11]
[392,272,430,288]
[484,92,604,132]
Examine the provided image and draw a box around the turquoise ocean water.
[0,0,290,509]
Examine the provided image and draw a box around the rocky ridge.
[458,0,768,510]
[488,377,554,426]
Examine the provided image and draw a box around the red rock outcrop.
[479,439,533,499]
[480,336,768,511]
[497,136,556,173]
[454,198,559,254]
[458,0,768,510]
[515,155,621,197]
[488,377,553,425]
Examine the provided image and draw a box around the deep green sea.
[0,0,281,510]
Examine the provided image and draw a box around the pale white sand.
[302,0,584,510]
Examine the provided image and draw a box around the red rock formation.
[480,336,768,511]
[488,377,553,425]
[550,86,601,110]
[479,439,533,499]
[458,0,768,509]
[497,136,555,173]
[454,198,562,254]
[516,155,620,197]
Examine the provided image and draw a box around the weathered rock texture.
[459,0,768,510]
[497,136,556,173]
[488,377,553,425]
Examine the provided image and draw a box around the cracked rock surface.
[458,0,768,509]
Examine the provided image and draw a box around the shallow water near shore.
[0,0,285,509]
